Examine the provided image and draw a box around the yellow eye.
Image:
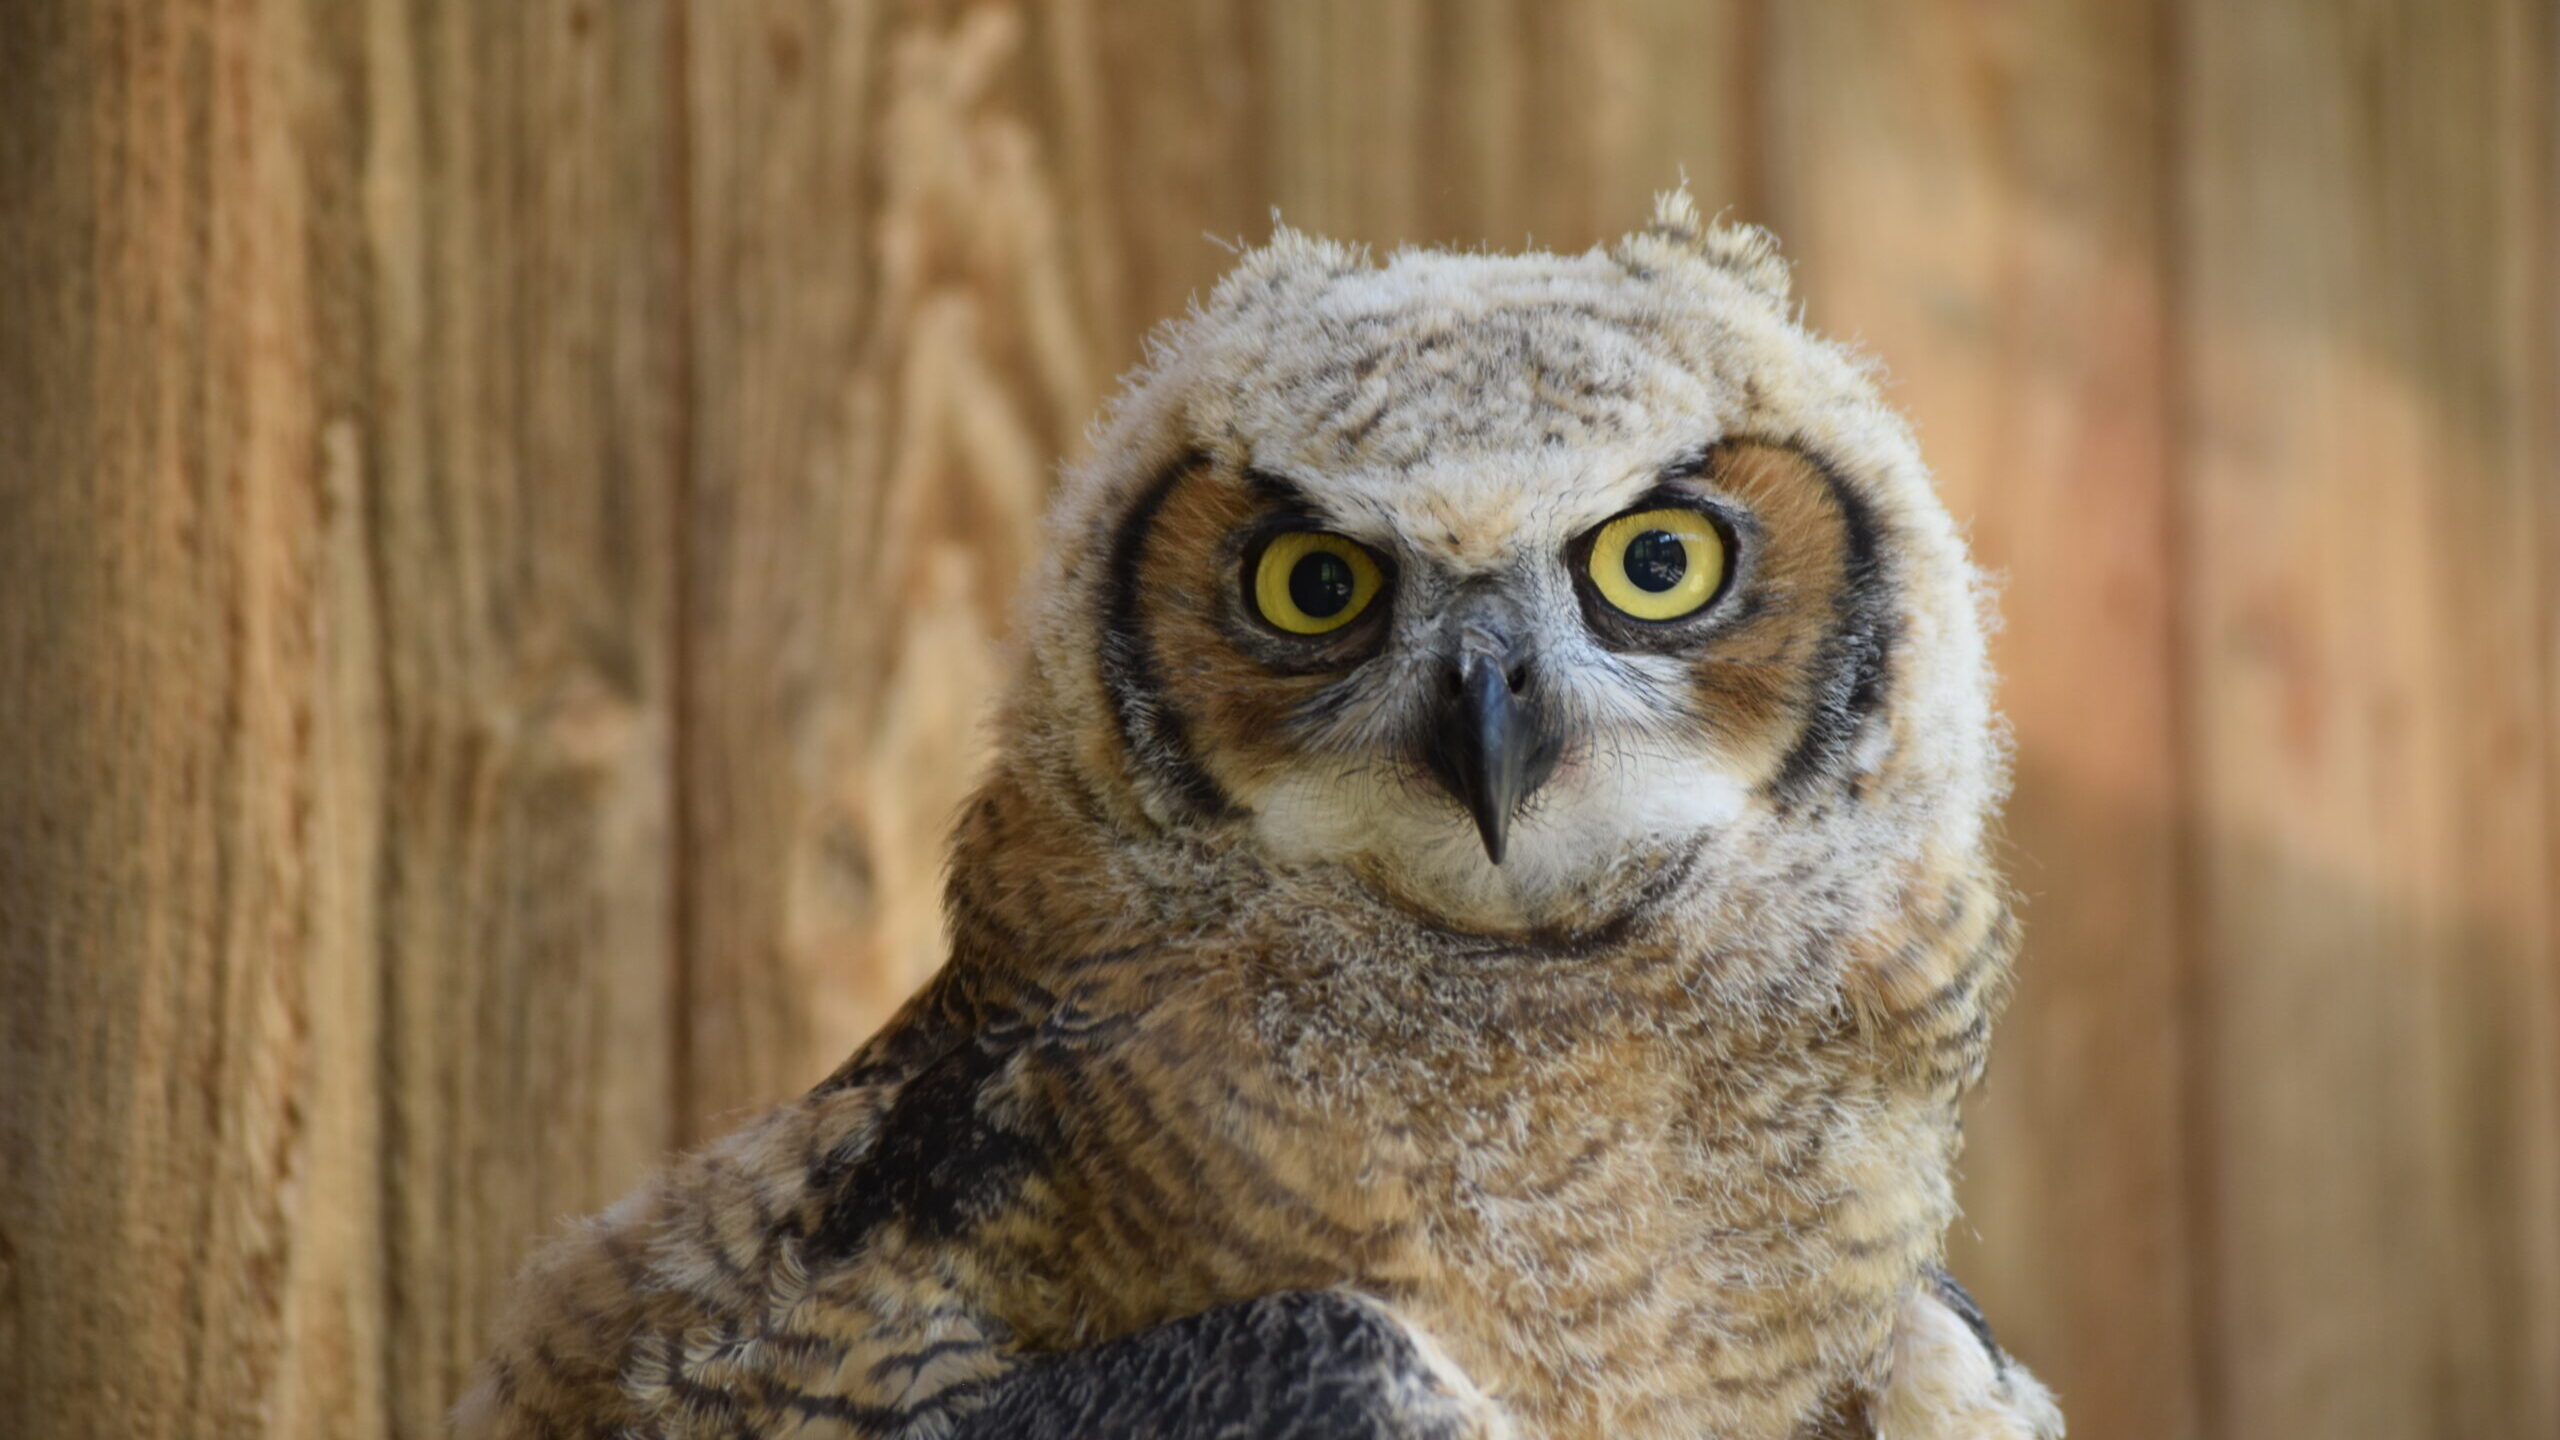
[1252,531,1385,635]
[1585,507,1727,621]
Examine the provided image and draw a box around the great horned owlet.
[456,193,2064,1440]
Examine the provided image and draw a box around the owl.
[455,192,2062,1440]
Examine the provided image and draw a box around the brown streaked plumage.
[456,192,2062,1440]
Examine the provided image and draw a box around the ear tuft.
[1627,187,1792,305]
[1694,221,1791,303]
[1644,186,1708,246]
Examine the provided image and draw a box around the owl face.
[1030,198,1996,936]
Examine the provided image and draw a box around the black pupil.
[1622,530,1689,593]
[1288,550,1357,618]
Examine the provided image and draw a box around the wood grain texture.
[356,7,686,1429]
[672,0,894,1133]
[4,2,2556,1438]
[0,3,682,1436]
[0,10,373,1432]
[2176,2,2560,1437]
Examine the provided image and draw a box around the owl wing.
[450,967,998,1438]
[943,1290,1509,1440]
[452,961,1503,1440]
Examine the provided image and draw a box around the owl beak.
[1427,647,1562,865]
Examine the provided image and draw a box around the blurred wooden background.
[3,2,2554,1437]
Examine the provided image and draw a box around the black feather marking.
[1242,465,1319,511]
[1098,452,1237,820]
[1926,1266,2010,1377]
[1770,446,1899,805]
[807,1032,1047,1260]
[775,1388,904,1431]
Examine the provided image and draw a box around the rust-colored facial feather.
[1670,441,1893,798]
[1131,463,1373,794]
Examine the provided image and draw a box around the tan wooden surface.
[2,3,2552,1438]
[2178,3,2560,1435]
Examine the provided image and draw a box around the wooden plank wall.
[2179,4,2560,1435]
[0,3,2551,1438]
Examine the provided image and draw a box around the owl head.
[1005,193,1999,939]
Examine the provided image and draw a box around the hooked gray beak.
[1424,644,1562,865]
